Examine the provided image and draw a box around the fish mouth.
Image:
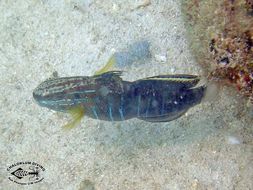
[33,86,41,100]
[33,83,58,109]
[33,90,48,107]
[32,78,64,108]
[33,89,67,112]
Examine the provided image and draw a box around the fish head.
[33,76,96,112]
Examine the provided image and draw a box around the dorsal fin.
[95,71,124,81]
[99,70,123,77]
[137,74,200,88]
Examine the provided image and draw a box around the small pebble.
[154,54,167,62]
[79,179,95,190]
[134,0,151,10]
[112,3,120,12]
[170,67,176,73]
[227,136,241,145]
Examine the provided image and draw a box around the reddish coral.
[210,33,253,103]
[182,0,253,104]
[207,0,253,104]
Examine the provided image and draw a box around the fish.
[33,71,206,128]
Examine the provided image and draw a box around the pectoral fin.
[63,106,85,130]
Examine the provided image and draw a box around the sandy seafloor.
[0,0,252,189]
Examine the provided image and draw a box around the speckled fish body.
[33,71,206,122]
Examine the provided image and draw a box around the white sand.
[0,0,252,189]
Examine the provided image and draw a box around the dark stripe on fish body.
[45,77,91,87]
[38,77,96,96]
[41,78,84,92]
[62,84,96,93]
